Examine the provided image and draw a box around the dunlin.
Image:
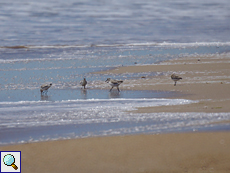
[105,78,123,92]
[171,74,182,86]
[40,83,52,94]
[80,78,87,89]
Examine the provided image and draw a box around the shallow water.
[0,88,180,102]
[1,107,230,145]
[1,44,230,145]
[1,44,230,91]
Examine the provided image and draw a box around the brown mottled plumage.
[171,74,182,86]
[80,78,87,89]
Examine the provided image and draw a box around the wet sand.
[1,55,230,172]
[96,55,230,113]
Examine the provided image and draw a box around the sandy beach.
[1,55,230,172]
[96,54,230,113]
[1,132,229,173]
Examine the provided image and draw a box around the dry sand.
[1,55,230,173]
[1,132,230,173]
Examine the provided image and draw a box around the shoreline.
[95,55,230,113]
[1,54,230,172]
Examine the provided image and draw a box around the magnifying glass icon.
[3,154,18,170]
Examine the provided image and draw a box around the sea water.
[1,0,230,145]
[1,0,230,46]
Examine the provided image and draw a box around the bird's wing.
[175,75,182,79]
[111,81,119,85]
[41,84,51,90]
[111,80,123,85]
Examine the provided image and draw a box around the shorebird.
[171,74,182,86]
[80,78,87,89]
[105,78,123,92]
[40,83,52,95]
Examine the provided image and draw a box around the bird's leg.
[174,81,176,86]
[117,86,120,92]
[110,86,114,92]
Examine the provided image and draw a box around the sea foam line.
[0,98,195,114]
[0,98,193,105]
[1,41,230,50]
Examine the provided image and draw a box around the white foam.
[0,98,195,128]
[1,111,229,146]
[1,41,230,51]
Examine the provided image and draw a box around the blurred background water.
[0,0,230,47]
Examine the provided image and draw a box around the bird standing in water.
[80,78,87,89]
[105,78,123,92]
[40,83,52,95]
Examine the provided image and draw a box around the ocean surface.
[1,0,230,145]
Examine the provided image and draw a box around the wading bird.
[80,78,87,89]
[40,83,52,95]
[171,74,182,86]
[105,78,123,92]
